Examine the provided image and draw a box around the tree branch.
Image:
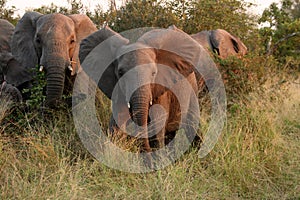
[267,32,300,55]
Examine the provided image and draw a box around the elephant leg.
[138,137,151,153]
[184,103,200,145]
[148,128,166,150]
[156,129,166,149]
[143,138,151,151]
[148,105,168,149]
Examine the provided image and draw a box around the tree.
[99,0,256,38]
[32,0,88,15]
[178,0,255,34]
[104,0,179,32]
[33,3,69,14]
[289,0,300,19]
[259,0,300,69]
[0,0,18,24]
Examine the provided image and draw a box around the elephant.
[0,19,26,102]
[191,29,247,59]
[78,25,216,153]
[11,12,97,107]
[0,81,22,102]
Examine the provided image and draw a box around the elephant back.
[190,31,213,52]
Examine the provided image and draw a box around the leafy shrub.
[22,66,46,110]
[216,54,267,104]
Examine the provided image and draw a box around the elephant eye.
[152,71,156,76]
[70,39,75,44]
[118,69,125,77]
[36,38,41,44]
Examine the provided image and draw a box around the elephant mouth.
[38,59,74,73]
[127,98,153,109]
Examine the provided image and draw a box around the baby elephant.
[79,26,215,153]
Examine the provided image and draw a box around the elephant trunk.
[130,85,152,151]
[44,58,66,107]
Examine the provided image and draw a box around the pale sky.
[6,0,281,16]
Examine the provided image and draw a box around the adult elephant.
[191,29,247,59]
[11,12,97,107]
[79,26,216,152]
[0,19,25,102]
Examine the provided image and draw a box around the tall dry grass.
[0,70,299,199]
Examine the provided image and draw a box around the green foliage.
[85,5,107,29]
[32,3,70,15]
[23,66,46,109]
[0,0,18,24]
[215,55,267,104]
[290,0,300,18]
[102,0,179,32]
[179,0,256,35]
[32,0,88,15]
[97,0,257,39]
[259,0,300,69]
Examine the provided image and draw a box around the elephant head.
[191,29,247,59]
[79,26,208,152]
[11,12,97,107]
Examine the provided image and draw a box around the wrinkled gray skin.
[0,19,25,102]
[11,12,97,107]
[191,29,247,59]
[79,26,205,152]
[0,81,22,102]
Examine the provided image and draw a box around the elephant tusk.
[39,65,44,72]
[127,102,131,109]
[68,60,77,72]
[150,98,153,106]
[68,65,73,72]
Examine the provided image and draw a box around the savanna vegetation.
[0,0,299,199]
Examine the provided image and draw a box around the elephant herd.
[0,12,247,152]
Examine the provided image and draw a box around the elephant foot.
[142,152,154,169]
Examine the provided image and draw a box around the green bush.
[22,66,46,110]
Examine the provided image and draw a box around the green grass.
[0,72,299,199]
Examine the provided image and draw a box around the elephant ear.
[68,14,97,75]
[79,26,129,99]
[138,25,197,77]
[0,19,14,53]
[190,31,213,53]
[137,25,202,97]
[210,29,247,59]
[11,11,42,72]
